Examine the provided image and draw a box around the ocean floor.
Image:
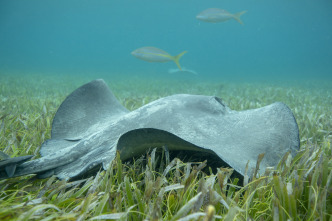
[0,72,331,220]
[1,72,331,144]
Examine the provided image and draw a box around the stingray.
[0,79,300,180]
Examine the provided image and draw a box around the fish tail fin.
[172,51,187,70]
[233,11,247,25]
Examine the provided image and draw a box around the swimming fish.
[131,47,187,70]
[168,67,198,75]
[196,8,247,24]
[0,79,300,181]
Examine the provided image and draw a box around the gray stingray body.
[0,79,300,180]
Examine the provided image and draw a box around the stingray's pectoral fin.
[50,79,129,141]
[0,155,34,178]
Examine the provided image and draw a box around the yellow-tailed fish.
[131,47,187,70]
[196,8,247,25]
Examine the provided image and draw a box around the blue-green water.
[0,0,331,83]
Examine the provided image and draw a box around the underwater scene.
[0,0,331,220]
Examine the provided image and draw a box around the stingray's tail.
[0,151,34,178]
[171,51,187,70]
[233,11,247,25]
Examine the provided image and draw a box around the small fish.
[196,8,247,24]
[168,67,198,75]
[131,47,187,70]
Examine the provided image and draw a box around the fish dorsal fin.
[51,79,129,140]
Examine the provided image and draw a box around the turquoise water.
[0,0,331,83]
